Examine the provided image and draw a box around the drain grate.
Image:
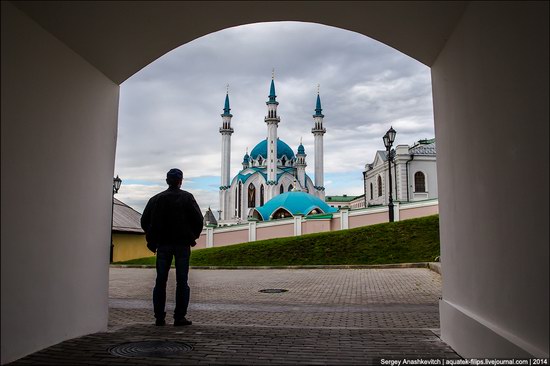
[259,288,288,293]
[108,341,193,358]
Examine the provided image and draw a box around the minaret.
[312,86,326,200]
[242,148,250,170]
[295,139,307,191]
[219,86,234,221]
[265,71,280,200]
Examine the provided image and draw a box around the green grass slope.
[115,215,440,267]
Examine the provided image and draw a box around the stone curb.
[111,262,442,274]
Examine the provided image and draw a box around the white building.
[219,76,327,224]
[325,194,366,210]
[363,138,437,206]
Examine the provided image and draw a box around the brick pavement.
[8,267,461,365]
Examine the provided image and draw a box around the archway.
[2,2,547,363]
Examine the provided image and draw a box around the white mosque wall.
[226,171,316,221]
[195,199,439,248]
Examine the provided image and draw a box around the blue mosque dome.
[297,143,305,155]
[252,191,337,221]
[250,138,295,160]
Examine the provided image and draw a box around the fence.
[194,199,439,249]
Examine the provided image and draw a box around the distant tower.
[295,140,307,191]
[242,148,250,170]
[312,86,326,200]
[265,71,280,200]
[219,86,234,221]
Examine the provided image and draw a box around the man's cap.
[166,168,183,180]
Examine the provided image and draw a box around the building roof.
[252,191,337,221]
[204,207,218,226]
[409,138,436,155]
[250,138,295,160]
[325,195,359,203]
[112,198,144,234]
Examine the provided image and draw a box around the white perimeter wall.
[432,2,549,357]
[1,3,119,364]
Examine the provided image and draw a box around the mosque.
[218,76,337,224]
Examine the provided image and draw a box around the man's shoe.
[173,318,192,326]
[155,319,166,326]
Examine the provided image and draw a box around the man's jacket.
[141,187,203,247]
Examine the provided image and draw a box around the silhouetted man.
[141,168,203,326]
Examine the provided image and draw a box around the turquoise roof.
[297,143,305,155]
[222,93,232,117]
[314,94,324,117]
[250,138,295,160]
[267,79,279,105]
[254,191,337,221]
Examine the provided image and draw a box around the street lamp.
[383,127,396,222]
[113,175,122,194]
[110,175,122,263]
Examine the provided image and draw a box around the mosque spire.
[242,147,250,169]
[222,84,232,117]
[267,68,279,105]
[314,84,324,117]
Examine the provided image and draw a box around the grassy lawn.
[114,214,440,267]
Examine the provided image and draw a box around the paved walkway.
[9,267,460,365]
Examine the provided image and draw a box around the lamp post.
[383,127,396,222]
[110,175,122,263]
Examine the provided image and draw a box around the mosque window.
[258,157,263,165]
[414,172,426,192]
[377,176,383,197]
[281,157,286,166]
[273,208,292,219]
[288,184,293,192]
[238,182,242,218]
[280,185,284,194]
[260,185,265,206]
[248,184,256,207]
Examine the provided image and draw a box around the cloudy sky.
[114,21,434,214]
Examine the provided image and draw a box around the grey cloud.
[115,21,434,212]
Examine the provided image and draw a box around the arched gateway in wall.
[2,2,548,363]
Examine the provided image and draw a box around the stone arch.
[2,3,547,362]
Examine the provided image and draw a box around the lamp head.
[113,175,122,193]
[387,126,396,144]
[383,133,390,149]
